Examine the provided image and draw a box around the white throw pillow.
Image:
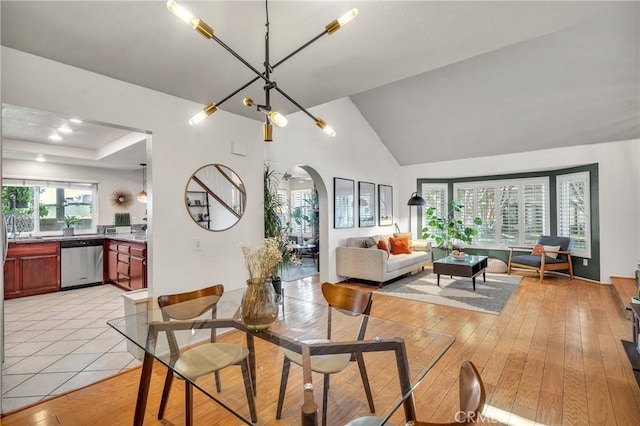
[543,245,561,259]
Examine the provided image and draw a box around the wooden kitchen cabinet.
[104,239,147,290]
[4,242,60,299]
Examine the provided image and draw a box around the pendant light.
[168,0,355,141]
[137,163,148,203]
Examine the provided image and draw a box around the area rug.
[377,269,522,314]
[281,258,319,282]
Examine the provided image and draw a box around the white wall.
[2,159,147,226]
[1,47,264,297]
[267,97,400,283]
[399,139,640,282]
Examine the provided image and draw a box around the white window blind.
[290,189,312,238]
[523,183,546,246]
[557,172,590,257]
[420,183,447,240]
[453,178,549,249]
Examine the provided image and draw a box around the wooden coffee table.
[432,255,488,291]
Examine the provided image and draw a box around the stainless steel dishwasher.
[60,239,104,289]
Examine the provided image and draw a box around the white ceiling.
[1,103,148,171]
[1,1,638,167]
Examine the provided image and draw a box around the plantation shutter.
[476,186,496,243]
[499,185,519,245]
[557,172,590,257]
[523,183,546,245]
[420,183,447,240]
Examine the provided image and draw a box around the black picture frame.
[378,184,393,226]
[334,177,355,228]
[358,181,375,227]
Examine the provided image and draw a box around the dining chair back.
[156,284,257,425]
[407,360,486,426]
[276,282,375,426]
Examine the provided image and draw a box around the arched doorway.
[278,165,327,282]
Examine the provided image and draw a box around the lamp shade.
[407,192,426,206]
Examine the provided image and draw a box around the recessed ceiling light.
[69,118,83,123]
[58,126,73,134]
[49,134,62,141]
[35,155,46,162]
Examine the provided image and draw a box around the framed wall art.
[378,184,393,226]
[334,177,355,228]
[358,181,375,227]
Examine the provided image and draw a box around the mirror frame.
[185,164,246,231]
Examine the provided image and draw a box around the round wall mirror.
[185,164,246,231]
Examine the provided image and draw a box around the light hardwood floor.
[2,273,640,425]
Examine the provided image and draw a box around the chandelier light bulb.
[166,0,213,39]
[327,8,358,34]
[337,8,358,27]
[268,111,288,127]
[322,125,336,137]
[315,118,336,137]
[188,102,218,126]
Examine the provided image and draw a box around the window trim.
[2,178,98,236]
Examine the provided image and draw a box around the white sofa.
[336,234,432,287]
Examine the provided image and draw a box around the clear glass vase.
[241,278,278,331]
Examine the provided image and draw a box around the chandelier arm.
[271,30,328,69]
[209,27,325,108]
[210,34,273,86]
[273,86,318,121]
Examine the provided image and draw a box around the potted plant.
[421,200,482,256]
[263,163,298,294]
[62,215,80,236]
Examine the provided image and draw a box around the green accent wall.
[417,163,600,281]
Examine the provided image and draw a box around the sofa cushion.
[377,239,390,254]
[362,237,377,248]
[387,252,429,272]
[512,254,567,267]
[346,237,369,248]
[531,244,544,255]
[389,236,411,254]
[393,232,413,240]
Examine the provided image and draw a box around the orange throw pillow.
[389,236,412,255]
[377,239,390,254]
[531,244,544,256]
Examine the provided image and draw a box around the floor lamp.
[407,192,426,235]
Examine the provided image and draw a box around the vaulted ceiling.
[1,1,638,167]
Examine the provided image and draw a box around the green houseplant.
[62,215,80,236]
[421,200,482,254]
[263,163,300,294]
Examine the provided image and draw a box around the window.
[420,183,447,241]
[557,172,590,257]
[290,189,312,239]
[2,179,98,236]
[453,178,549,249]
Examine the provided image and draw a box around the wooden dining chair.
[407,361,486,426]
[276,282,375,426]
[157,284,257,425]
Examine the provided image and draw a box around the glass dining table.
[108,288,455,425]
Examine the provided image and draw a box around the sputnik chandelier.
[167,0,358,141]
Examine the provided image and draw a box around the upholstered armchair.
[507,236,573,283]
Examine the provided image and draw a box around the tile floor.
[2,284,141,414]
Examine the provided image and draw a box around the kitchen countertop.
[8,233,148,244]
